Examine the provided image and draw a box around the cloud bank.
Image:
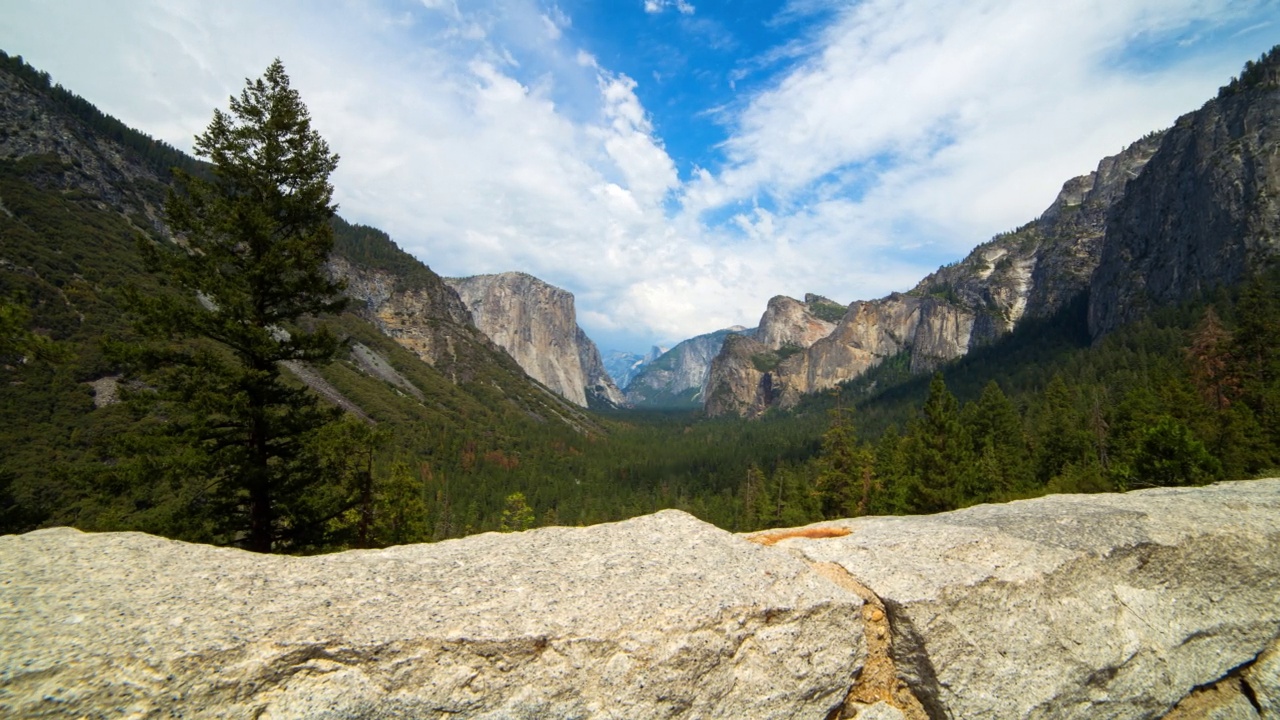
[2,0,1275,351]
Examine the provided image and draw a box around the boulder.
[767,480,1280,719]
[0,511,863,719]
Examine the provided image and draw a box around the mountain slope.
[705,120,1170,417]
[0,51,612,539]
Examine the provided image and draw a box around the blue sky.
[3,1,1277,354]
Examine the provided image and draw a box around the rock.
[445,272,625,408]
[854,701,907,720]
[5,480,1279,719]
[327,254,504,387]
[626,327,746,408]
[1090,55,1280,338]
[1245,639,1280,718]
[768,479,1280,719]
[0,510,863,719]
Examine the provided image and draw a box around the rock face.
[1089,61,1280,337]
[327,255,509,386]
[3,480,1279,719]
[626,327,747,408]
[706,132,1164,418]
[703,296,842,417]
[770,479,1280,719]
[0,63,170,230]
[446,272,626,408]
[0,511,864,720]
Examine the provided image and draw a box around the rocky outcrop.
[704,296,840,417]
[770,479,1280,719]
[0,61,171,233]
[706,133,1164,418]
[0,511,864,719]
[3,480,1278,719]
[1089,57,1280,337]
[576,325,628,408]
[626,327,747,408]
[446,272,624,408]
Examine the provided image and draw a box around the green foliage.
[813,406,874,517]
[330,216,445,291]
[115,60,349,553]
[0,50,203,182]
[808,299,847,323]
[1218,45,1280,98]
[499,491,536,532]
[751,344,803,372]
[0,295,68,369]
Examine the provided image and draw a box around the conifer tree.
[815,405,874,517]
[122,60,348,552]
[905,373,974,511]
[964,380,1030,500]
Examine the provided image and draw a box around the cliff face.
[0,65,168,229]
[706,133,1164,418]
[1089,63,1280,337]
[626,327,746,408]
[445,272,625,408]
[4,480,1278,719]
[704,296,841,418]
[325,256,511,385]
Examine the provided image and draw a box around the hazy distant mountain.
[626,327,749,409]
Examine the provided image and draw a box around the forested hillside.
[2,49,1278,552]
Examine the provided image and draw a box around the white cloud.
[686,0,1262,256]
[1,0,1275,353]
[644,0,695,15]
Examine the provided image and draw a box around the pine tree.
[905,373,974,511]
[815,405,874,517]
[964,380,1031,500]
[499,492,536,532]
[1031,374,1094,486]
[120,60,348,552]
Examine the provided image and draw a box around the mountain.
[625,327,749,408]
[704,54,1280,419]
[444,272,626,409]
[1090,48,1280,337]
[0,51,622,540]
[603,347,663,391]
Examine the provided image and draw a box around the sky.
[2,1,1277,355]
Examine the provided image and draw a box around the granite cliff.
[625,326,748,408]
[705,136,1161,417]
[445,272,625,408]
[708,50,1280,418]
[1090,52,1280,337]
[3,480,1278,719]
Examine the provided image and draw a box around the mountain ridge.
[705,50,1280,417]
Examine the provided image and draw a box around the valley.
[2,46,1279,551]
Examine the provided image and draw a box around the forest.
[2,50,1278,553]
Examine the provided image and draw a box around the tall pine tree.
[121,60,348,552]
